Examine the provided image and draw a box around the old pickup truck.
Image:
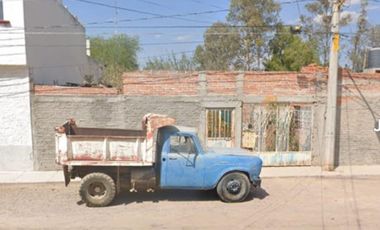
[55,114,262,207]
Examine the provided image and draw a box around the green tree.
[144,53,196,71]
[265,27,319,71]
[369,25,380,48]
[300,0,351,66]
[349,0,369,72]
[90,34,139,88]
[193,22,240,70]
[227,0,281,70]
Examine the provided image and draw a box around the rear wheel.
[79,172,116,207]
[216,172,251,203]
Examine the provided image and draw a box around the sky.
[62,0,380,68]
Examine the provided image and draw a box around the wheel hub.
[88,182,106,198]
[226,180,241,194]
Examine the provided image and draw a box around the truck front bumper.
[252,177,261,188]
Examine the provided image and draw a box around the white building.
[0,0,101,85]
[0,0,100,170]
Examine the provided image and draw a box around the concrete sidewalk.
[1,165,380,184]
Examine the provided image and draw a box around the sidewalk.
[1,165,380,184]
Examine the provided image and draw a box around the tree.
[227,0,281,70]
[349,0,369,72]
[369,25,380,48]
[90,34,139,88]
[144,53,196,71]
[193,22,240,71]
[300,0,351,66]
[265,27,319,71]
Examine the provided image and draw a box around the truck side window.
[170,136,196,154]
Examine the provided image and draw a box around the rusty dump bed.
[68,127,146,138]
[55,114,176,167]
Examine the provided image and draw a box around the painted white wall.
[24,0,89,85]
[1,0,101,85]
[0,66,33,171]
[0,0,26,65]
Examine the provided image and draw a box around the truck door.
[162,135,204,188]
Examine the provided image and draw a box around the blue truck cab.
[157,126,262,203]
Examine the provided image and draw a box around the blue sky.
[62,0,380,68]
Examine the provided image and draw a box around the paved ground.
[1,176,379,229]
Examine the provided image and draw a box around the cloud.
[347,0,361,5]
[368,5,380,11]
[313,11,360,25]
[154,34,162,38]
[176,35,192,41]
[341,10,360,24]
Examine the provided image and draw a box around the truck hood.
[207,147,254,156]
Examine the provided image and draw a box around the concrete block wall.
[32,95,201,170]
[336,74,380,165]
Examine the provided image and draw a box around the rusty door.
[206,109,234,148]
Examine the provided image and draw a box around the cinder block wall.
[336,74,380,165]
[32,94,201,170]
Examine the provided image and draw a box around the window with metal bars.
[207,109,232,138]
[243,104,312,152]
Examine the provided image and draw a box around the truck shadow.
[108,187,269,206]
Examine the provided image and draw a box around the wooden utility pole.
[324,0,344,171]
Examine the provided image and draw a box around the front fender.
[205,166,252,189]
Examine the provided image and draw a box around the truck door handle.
[169,157,177,160]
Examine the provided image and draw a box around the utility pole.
[324,0,344,171]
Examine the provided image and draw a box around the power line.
[188,0,225,10]
[86,9,229,25]
[72,0,213,24]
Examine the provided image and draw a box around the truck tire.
[216,172,251,203]
[79,172,116,207]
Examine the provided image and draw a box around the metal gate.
[206,109,234,147]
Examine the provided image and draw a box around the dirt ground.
[0,176,379,229]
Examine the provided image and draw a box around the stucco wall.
[0,66,33,171]
[23,0,88,85]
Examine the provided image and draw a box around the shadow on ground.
[78,187,269,206]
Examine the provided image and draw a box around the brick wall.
[123,72,198,96]
[123,70,320,97]
[31,67,380,170]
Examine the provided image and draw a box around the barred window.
[207,109,233,138]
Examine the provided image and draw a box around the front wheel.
[216,172,251,203]
[79,172,116,207]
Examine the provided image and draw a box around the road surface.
[0,176,379,229]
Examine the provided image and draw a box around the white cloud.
[176,35,192,41]
[347,0,361,6]
[368,5,380,11]
[154,34,162,38]
[313,11,360,25]
[341,10,360,24]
